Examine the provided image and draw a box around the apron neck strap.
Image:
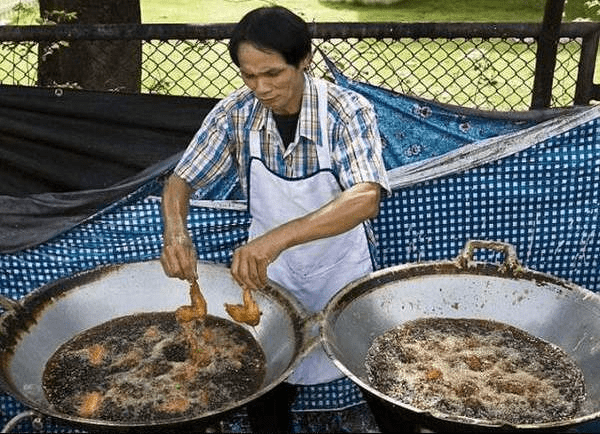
[315,80,331,170]
[249,130,261,158]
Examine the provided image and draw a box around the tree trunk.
[38,0,141,92]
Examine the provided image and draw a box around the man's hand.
[231,231,284,290]
[160,232,198,282]
[160,175,197,281]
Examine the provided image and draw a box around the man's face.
[237,42,310,116]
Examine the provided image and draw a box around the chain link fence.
[0,22,597,111]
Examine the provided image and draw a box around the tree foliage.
[564,0,600,21]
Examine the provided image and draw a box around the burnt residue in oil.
[42,312,265,422]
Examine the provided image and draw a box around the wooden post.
[530,0,566,109]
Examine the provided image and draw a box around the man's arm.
[160,174,198,281]
[231,181,381,290]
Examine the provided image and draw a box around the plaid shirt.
[175,74,390,197]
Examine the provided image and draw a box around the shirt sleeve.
[174,100,235,192]
[331,93,391,196]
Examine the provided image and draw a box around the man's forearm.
[230,182,381,289]
[276,181,381,250]
[160,175,198,281]
[161,174,193,239]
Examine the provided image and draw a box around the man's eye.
[241,70,281,80]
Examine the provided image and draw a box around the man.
[160,6,390,432]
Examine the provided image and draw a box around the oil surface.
[43,312,265,422]
[366,317,586,425]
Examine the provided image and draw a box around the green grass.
[4,0,591,27]
[11,0,598,24]
[4,0,547,25]
[141,0,546,24]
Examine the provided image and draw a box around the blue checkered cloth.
[375,114,600,289]
[291,377,365,412]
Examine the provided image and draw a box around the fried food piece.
[425,368,443,381]
[87,344,106,366]
[190,280,207,314]
[201,327,215,343]
[158,396,190,413]
[112,348,144,370]
[464,354,484,371]
[224,287,261,326]
[144,325,160,339]
[175,306,200,323]
[175,280,207,323]
[172,359,201,381]
[79,391,103,418]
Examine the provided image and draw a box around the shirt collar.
[248,73,323,149]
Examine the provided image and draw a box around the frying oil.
[366,317,586,424]
[42,312,265,422]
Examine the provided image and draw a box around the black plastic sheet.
[0,85,218,252]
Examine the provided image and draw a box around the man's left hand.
[231,233,283,290]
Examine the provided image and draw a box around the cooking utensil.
[0,260,309,431]
[321,240,600,432]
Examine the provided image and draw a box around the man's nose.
[254,77,270,95]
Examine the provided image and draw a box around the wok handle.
[1,410,44,433]
[299,311,325,358]
[0,294,20,314]
[457,240,523,274]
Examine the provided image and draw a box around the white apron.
[247,80,373,385]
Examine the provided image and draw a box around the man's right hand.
[160,232,198,282]
[160,175,197,281]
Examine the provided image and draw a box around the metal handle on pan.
[1,410,44,433]
[0,294,20,315]
[456,239,523,275]
[300,311,325,358]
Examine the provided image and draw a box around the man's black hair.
[228,6,312,68]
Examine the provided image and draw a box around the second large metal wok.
[321,240,600,432]
[0,260,309,431]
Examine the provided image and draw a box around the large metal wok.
[321,240,600,432]
[0,260,309,431]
